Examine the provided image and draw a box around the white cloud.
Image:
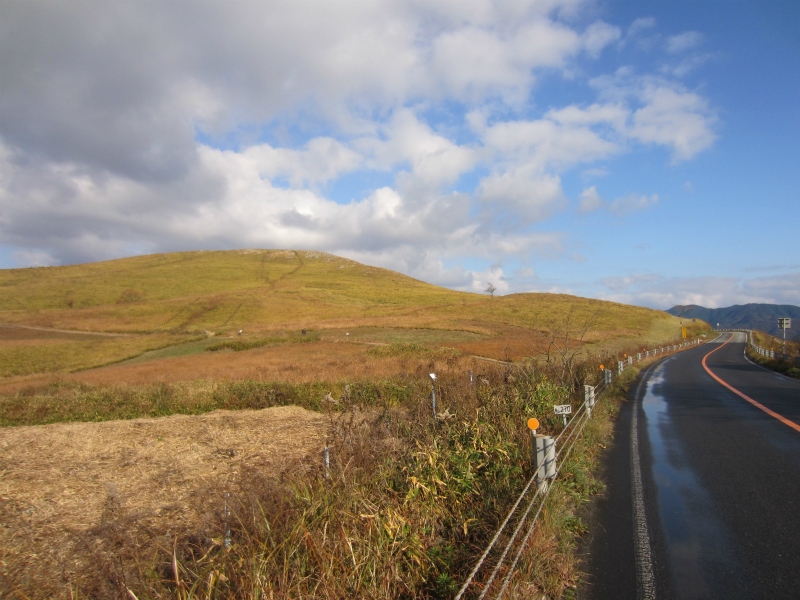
[13,250,55,268]
[358,110,479,194]
[628,17,656,37]
[590,72,718,162]
[481,116,621,172]
[664,53,714,78]
[582,21,622,58]
[546,102,629,129]
[600,273,661,292]
[0,1,724,299]
[608,193,658,216]
[576,186,657,216]
[468,265,510,294]
[477,171,565,223]
[516,266,537,278]
[599,273,800,310]
[666,31,704,53]
[630,85,716,161]
[241,138,362,187]
[578,185,603,213]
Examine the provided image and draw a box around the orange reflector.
[599,364,604,369]
[527,418,539,430]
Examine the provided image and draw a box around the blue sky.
[0,0,798,309]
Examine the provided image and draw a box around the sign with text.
[554,404,572,415]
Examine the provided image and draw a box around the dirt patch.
[0,405,330,595]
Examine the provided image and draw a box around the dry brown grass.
[0,250,714,598]
[0,341,476,399]
[0,341,657,599]
[0,405,331,598]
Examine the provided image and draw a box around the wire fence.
[454,336,706,599]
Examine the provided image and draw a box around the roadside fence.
[314,337,707,598]
[721,328,799,365]
[718,328,783,360]
[453,337,705,599]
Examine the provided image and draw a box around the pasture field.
[0,250,711,599]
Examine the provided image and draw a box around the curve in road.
[579,332,800,600]
[702,336,800,433]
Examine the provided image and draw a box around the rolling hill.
[0,249,684,336]
[0,249,699,377]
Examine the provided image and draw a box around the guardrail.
[454,337,706,599]
[717,328,783,360]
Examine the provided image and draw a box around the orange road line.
[702,334,800,433]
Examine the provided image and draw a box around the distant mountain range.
[666,303,800,340]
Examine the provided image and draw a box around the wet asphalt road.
[579,333,800,600]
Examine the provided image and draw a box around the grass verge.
[746,347,800,379]
[2,364,630,599]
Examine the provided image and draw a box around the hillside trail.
[262,249,306,289]
[0,323,134,337]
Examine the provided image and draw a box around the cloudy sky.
[1,0,798,309]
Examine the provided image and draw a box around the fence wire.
[455,337,707,599]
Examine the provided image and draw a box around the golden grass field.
[0,249,711,598]
[0,248,694,381]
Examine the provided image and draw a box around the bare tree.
[485,282,497,299]
[533,308,597,388]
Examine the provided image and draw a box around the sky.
[1,0,798,310]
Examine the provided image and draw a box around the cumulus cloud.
[242,138,363,187]
[589,72,717,161]
[582,21,622,58]
[630,85,716,161]
[358,109,479,195]
[0,0,721,294]
[477,171,566,224]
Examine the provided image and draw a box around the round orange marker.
[599,364,604,370]
[527,418,539,430]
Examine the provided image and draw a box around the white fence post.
[534,435,556,482]
[584,384,596,417]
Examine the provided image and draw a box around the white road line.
[631,367,656,600]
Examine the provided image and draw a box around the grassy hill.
[0,249,698,377]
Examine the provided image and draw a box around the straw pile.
[0,406,330,595]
